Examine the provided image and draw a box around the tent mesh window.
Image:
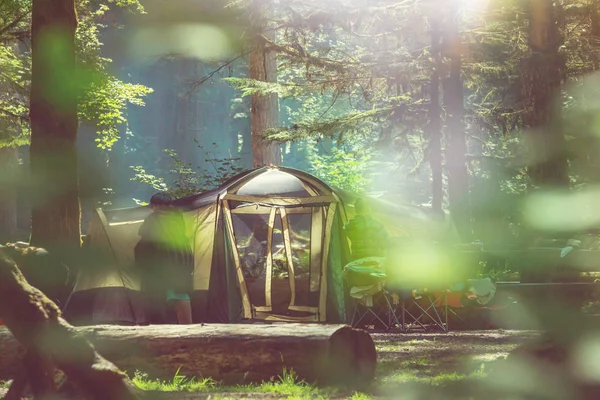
[231,208,317,318]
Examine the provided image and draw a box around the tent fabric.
[64,165,455,326]
[64,287,146,326]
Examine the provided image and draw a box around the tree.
[429,8,444,215]
[443,0,471,240]
[249,15,281,167]
[28,0,80,252]
[522,0,569,186]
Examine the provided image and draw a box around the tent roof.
[173,166,337,210]
[237,169,311,197]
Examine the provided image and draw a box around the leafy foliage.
[310,145,372,193]
[130,143,245,201]
[0,0,151,150]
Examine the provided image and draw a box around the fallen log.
[0,323,377,387]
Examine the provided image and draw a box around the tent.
[63,206,150,325]
[64,166,351,325]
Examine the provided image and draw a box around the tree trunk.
[0,249,140,399]
[0,146,18,242]
[0,323,377,387]
[523,0,569,186]
[28,0,81,253]
[250,28,281,167]
[428,13,443,216]
[443,1,472,241]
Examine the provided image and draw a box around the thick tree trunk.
[29,0,81,253]
[443,1,472,241]
[0,323,377,387]
[250,28,281,167]
[0,249,140,399]
[523,0,569,186]
[428,13,443,216]
[0,146,18,242]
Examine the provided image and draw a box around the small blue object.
[166,290,190,301]
[560,246,573,258]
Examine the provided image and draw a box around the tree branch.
[0,9,31,39]
[185,52,250,95]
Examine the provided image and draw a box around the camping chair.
[344,257,399,331]
[435,278,501,330]
[349,286,400,331]
[389,287,448,332]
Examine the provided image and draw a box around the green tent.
[65,166,351,324]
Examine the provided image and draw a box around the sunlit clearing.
[522,187,600,231]
[129,24,237,61]
[571,334,600,383]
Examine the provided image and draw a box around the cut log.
[0,323,377,387]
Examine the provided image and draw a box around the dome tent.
[64,166,351,324]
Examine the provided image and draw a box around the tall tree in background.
[444,0,471,240]
[523,0,568,186]
[429,9,443,216]
[249,3,280,167]
[29,0,80,251]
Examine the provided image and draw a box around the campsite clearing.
[129,329,541,399]
[0,329,538,399]
[131,329,538,399]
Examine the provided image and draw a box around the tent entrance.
[227,204,321,321]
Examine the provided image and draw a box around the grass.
[132,368,217,392]
[131,354,487,399]
[132,368,347,399]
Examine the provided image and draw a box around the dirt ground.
[373,329,540,376]
[369,329,541,398]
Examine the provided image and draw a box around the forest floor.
[132,329,540,399]
[0,330,540,399]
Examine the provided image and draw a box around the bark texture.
[443,0,471,241]
[0,249,140,400]
[522,0,569,186]
[28,0,81,253]
[0,323,377,387]
[250,28,281,167]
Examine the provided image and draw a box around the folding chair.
[349,286,399,331]
[344,257,398,330]
[393,288,448,332]
[436,279,504,330]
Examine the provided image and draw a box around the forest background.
[1,0,599,252]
